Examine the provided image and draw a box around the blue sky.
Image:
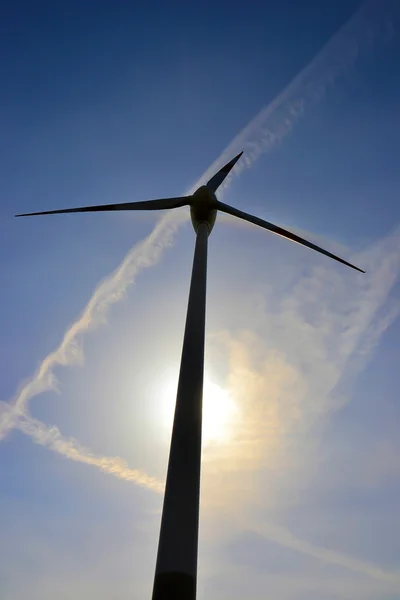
[1,1,400,598]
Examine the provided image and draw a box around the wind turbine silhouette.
[16,151,364,600]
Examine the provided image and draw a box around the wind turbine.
[16,151,364,600]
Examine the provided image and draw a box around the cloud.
[3,224,397,585]
[15,413,164,493]
[202,226,400,477]
[0,209,187,439]
[193,0,399,195]
[207,558,400,599]
[1,210,187,490]
[3,0,395,462]
[252,521,400,586]
[199,226,400,584]
[1,0,399,585]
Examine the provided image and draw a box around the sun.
[202,379,237,444]
[160,375,237,445]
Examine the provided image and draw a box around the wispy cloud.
[251,520,400,586]
[2,0,395,458]
[195,0,399,194]
[203,225,400,474]
[220,522,400,592]
[16,413,164,493]
[1,211,186,432]
[208,556,400,599]
[1,0,399,584]
[1,210,186,488]
[200,226,400,584]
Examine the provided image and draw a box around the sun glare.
[160,375,237,445]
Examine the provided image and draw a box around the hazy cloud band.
[1,0,399,584]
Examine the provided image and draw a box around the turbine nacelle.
[190,185,217,234]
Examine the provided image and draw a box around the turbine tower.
[16,152,364,600]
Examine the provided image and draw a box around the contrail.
[198,226,400,586]
[0,210,187,436]
[251,521,400,586]
[1,2,398,583]
[1,0,398,490]
[16,412,165,493]
[0,210,188,489]
[193,0,398,194]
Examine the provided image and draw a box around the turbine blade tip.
[231,150,244,163]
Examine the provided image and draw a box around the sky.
[1,0,400,598]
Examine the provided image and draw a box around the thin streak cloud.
[200,227,400,585]
[0,0,399,584]
[0,211,186,437]
[252,521,400,586]
[2,0,395,449]
[201,227,400,492]
[194,0,398,194]
[16,413,164,493]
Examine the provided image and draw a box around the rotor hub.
[190,186,217,234]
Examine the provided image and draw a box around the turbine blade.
[216,201,365,273]
[206,151,244,193]
[15,196,190,217]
